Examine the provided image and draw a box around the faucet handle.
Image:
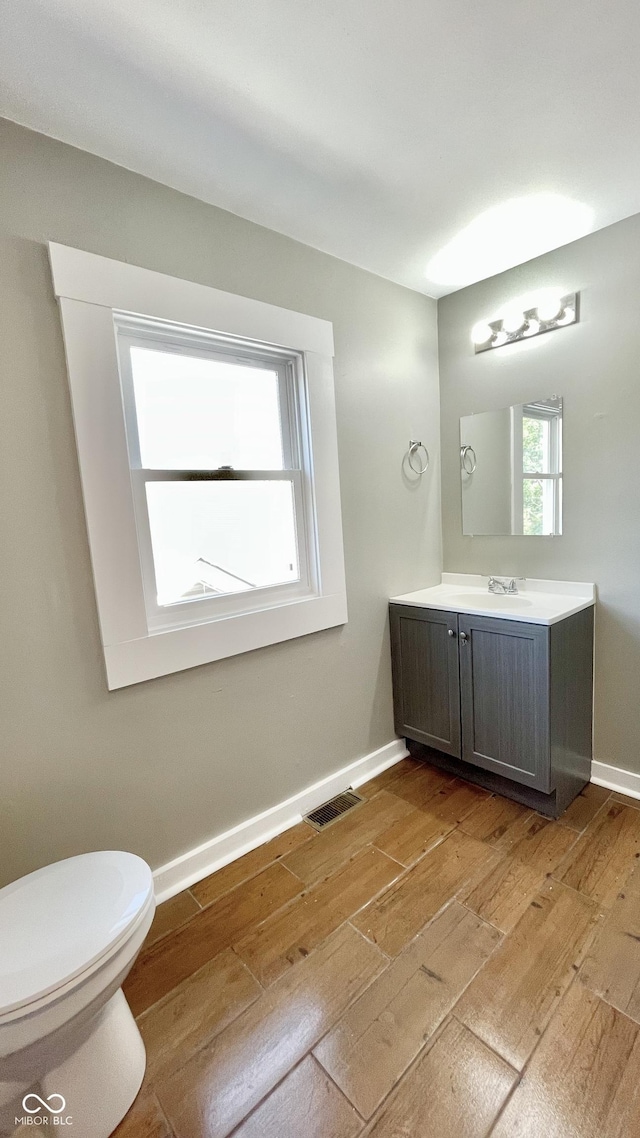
[505,576,526,594]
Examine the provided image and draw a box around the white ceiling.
[2,0,640,296]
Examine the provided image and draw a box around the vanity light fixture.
[472,292,578,353]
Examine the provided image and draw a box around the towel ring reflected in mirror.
[460,444,477,474]
[407,440,430,475]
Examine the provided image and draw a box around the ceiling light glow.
[426,194,594,288]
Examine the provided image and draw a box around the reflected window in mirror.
[460,396,562,536]
[513,398,562,535]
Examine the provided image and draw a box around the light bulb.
[537,295,563,322]
[492,329,508,346]
[471,321,493,345]
[502,309,525,334]
[523,318,540,337]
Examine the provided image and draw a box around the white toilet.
[0,852,155,1137]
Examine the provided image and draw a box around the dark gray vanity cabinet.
[389,605,460,757]
[390,603,594,817]
[458,614,550,792]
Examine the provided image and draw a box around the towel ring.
[460,445,477,474]
[408,439,430,475]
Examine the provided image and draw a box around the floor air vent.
[304,789,365,831]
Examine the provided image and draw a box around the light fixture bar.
[473,292,579,353]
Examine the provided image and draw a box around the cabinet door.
[390,605,461,757]
[459,614,551,792]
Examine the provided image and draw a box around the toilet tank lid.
[0,851,154,1015]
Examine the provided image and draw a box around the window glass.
[145,481,299,606]
[130,346,284,470]
[522,415,551,474]
[523,478,556,535]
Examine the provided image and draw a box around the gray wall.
[438,214,640,774]
[0,119,441,887]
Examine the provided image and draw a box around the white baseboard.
[591,760,640,801]
[153,738,408,903]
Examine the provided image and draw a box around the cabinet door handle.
[448,629,456,637]
[460,631,468,643]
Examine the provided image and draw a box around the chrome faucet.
[488,576,522,595]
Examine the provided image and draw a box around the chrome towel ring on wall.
[460,444,477,474]
[407,439,430,475]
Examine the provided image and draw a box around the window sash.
[116,319,301,474]
[521,472,562,536]
[129,468,314,630]
[521,406,561,477]
[115,318,318,631]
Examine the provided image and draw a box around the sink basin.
[444,593,533,609]
[391,575,595,626]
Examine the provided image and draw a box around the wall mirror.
[460,395,562,536]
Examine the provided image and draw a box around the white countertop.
[390,573,595,626]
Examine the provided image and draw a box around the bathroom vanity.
[389,574,595,818]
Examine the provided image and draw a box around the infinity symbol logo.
[22,1093,67,1114]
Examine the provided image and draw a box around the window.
[116,319,316,629]
[512,398,562,535]
[50,244,347,688]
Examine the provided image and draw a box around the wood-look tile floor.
[114,760,640,1137]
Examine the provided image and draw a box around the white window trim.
[49,243,347,689]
